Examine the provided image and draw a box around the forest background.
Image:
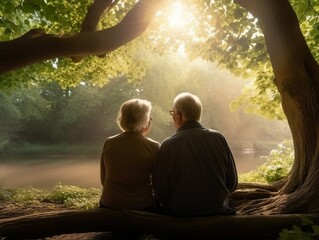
[0,53,291,158]
[0,0,297,179]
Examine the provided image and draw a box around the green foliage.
[0,187,16,201]
[167,0,319,120]
[1,0,319,121]
[0,183,100,210]
[13,186,45,202]
[291,0,319,63]
[0,53,291,150]
[46,183,100,209]
[0,186,45,203]
[230,65,286,120]
[0,0,145,89]
[278,216,319,240]
[177,1,278,119]
[239,140,294,183]
[0,0,89,37]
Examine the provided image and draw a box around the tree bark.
[80,0,118,32]
[1,208,319,239]
[0,0,163,75]
[234,0,319,214]
[71,0,119,62]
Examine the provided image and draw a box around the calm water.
[0,150,267,189]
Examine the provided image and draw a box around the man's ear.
[177,111,183,123]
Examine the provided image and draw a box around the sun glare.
[168,2,186,29]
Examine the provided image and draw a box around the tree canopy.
[0,0,318,119]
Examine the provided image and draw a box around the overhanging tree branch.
[72,0,120,62]
[0,0,164,75]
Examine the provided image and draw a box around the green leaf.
[29,0,43,5]
[4,28,12,34]
[22,1,36,13]
[4,2,16,14]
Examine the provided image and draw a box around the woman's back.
[99,98,159,210]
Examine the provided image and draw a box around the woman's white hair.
[117,98,152,132]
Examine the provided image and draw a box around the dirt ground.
[0,201,158,240]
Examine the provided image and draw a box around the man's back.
[154,121,237,216]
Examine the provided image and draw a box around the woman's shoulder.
[105,133,122,141]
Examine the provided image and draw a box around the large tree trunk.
[235,0,319,214]
[0,0,163,75]
[1,208,319,239]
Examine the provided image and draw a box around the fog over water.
[0,155,101,189]
[0,149,268,189]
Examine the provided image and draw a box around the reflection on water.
[0,150,268,189]
[0,155,101,189]
[235,148,268,173]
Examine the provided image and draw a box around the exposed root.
[232,181,287,215]
[236,196,285,215]
[237,179,286,192]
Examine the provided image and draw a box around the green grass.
[46,183,100,209]
[0,183,100,210]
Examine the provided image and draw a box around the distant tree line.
[0,55,291,154]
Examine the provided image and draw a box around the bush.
[239,140,294,183]
[0,183,101,210]
[0,187,16,201]
[46,183,100,209]
[0,186,45,203]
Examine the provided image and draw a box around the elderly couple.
[99,92,238,217]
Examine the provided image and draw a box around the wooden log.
[1,208,319,239]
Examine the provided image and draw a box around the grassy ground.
[0,185,156,240]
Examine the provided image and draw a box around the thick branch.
[80,0,116,32]
[0,0,164,75]
[72,0,119,62]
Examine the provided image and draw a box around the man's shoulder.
[144,137,161,148]
[200,126,223,135]
[204,127,223,135]
[160,134,179,148]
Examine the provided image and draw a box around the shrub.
[239,140,294,183]
[46,183,100,209]
[0,187,16,201]
[0,186,45,203]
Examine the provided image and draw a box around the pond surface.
[0,150,267,189]
[0,155,101,189]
